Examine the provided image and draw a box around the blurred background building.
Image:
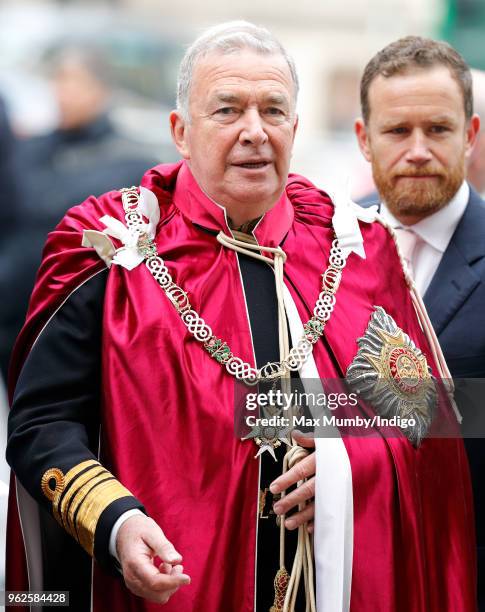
[2,0,483,191]
[1,0,475,196]
[1,0,484,591]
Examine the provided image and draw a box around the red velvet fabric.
[7,162,476,611]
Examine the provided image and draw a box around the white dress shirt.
[380,181,469,295]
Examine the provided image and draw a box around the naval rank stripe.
[41,460,135,556]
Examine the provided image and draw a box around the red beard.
[372,162,465,220]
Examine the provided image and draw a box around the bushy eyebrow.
[213,92,241,104]
[264,93,289,106]
[378,120,408,130]
[426,115,456,125]
[379,115,456,130]
[210,91,290,106]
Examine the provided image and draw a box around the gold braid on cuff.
[41,460,134,556]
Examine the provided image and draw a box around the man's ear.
[169,111,190,159]
[355,118,372,162]
[465,113,481,158]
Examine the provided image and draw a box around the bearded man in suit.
[355,36,485,609]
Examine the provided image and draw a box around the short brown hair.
[360,36,473,123]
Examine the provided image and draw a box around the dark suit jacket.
[424,187,485,376]
[360,185,485,608]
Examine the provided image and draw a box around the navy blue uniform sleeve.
[7,269,145,571]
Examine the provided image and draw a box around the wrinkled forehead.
[189,48,297,105]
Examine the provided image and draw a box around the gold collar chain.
[119,187,348,385]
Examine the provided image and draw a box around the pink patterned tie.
[394,227,419,279]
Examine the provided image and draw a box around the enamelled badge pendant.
[346,306,437,445]
[243,405,292,461]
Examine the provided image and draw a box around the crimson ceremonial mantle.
[7,162,476,611]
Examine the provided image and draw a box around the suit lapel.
[424,188,485,335]
[424,242,479,335]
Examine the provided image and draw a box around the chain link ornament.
[322,267,342,292]
[166,286,191,313]
[225,356,259,383]
[121,188,140,212]
[329,249,346,269]
[204,337,232,364]
[118,187,348,384]
[314,292,336,322]
[284,339,313,371]
[137,234,158,259]
[181,310,213,342]
[259,361,287,380]
[146,256,172,289]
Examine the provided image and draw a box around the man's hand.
[270,431,316,533]
[116,514,191,604]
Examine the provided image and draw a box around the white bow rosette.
[328,179,379,260]
[82,187,160,270]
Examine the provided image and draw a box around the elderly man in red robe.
[6,21,476,612]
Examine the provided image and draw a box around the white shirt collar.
[380,181,469,253]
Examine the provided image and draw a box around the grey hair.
[176,20,299,120]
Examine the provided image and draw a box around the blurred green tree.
[441,0,485,69]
